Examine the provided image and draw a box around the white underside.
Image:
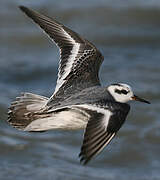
[24,104,112,132]
[24,107,89,131]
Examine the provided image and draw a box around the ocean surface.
[0,0,160,179]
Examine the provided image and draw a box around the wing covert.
[19,6,104,100]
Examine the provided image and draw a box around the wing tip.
[79,151,92,165]
[79,154,89,165]
[19,5,28,12]
[19,6,36,18]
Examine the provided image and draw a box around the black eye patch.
[115,89,128,95]
[115,89,121,94]
[121,89,128,95]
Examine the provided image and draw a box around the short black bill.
[132,95,150,104]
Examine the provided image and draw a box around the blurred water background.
[0,0,160,179]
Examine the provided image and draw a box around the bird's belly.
[24,108,89,131]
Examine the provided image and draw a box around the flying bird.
[8,6,150,165]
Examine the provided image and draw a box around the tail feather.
[8,93,49,130]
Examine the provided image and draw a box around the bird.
[8,6,150,165]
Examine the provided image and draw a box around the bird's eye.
[121,90,128,95]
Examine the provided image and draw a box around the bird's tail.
[8,93,49,130]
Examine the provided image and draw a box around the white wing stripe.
[54,42,80,95]
[74,104,112,130]
[62,28,75,43]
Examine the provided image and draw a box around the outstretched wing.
[20,6,104,100]
[77,103,130,165]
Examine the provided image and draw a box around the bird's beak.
[131,95,150,104]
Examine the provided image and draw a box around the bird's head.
[107,83,150,104]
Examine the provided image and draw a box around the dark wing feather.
[19,6,104,101]
[78,103,130,165]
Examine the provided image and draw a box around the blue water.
[0,0,160,179]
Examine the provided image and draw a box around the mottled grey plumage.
[7,6,150,165]
[17,6,103,101]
